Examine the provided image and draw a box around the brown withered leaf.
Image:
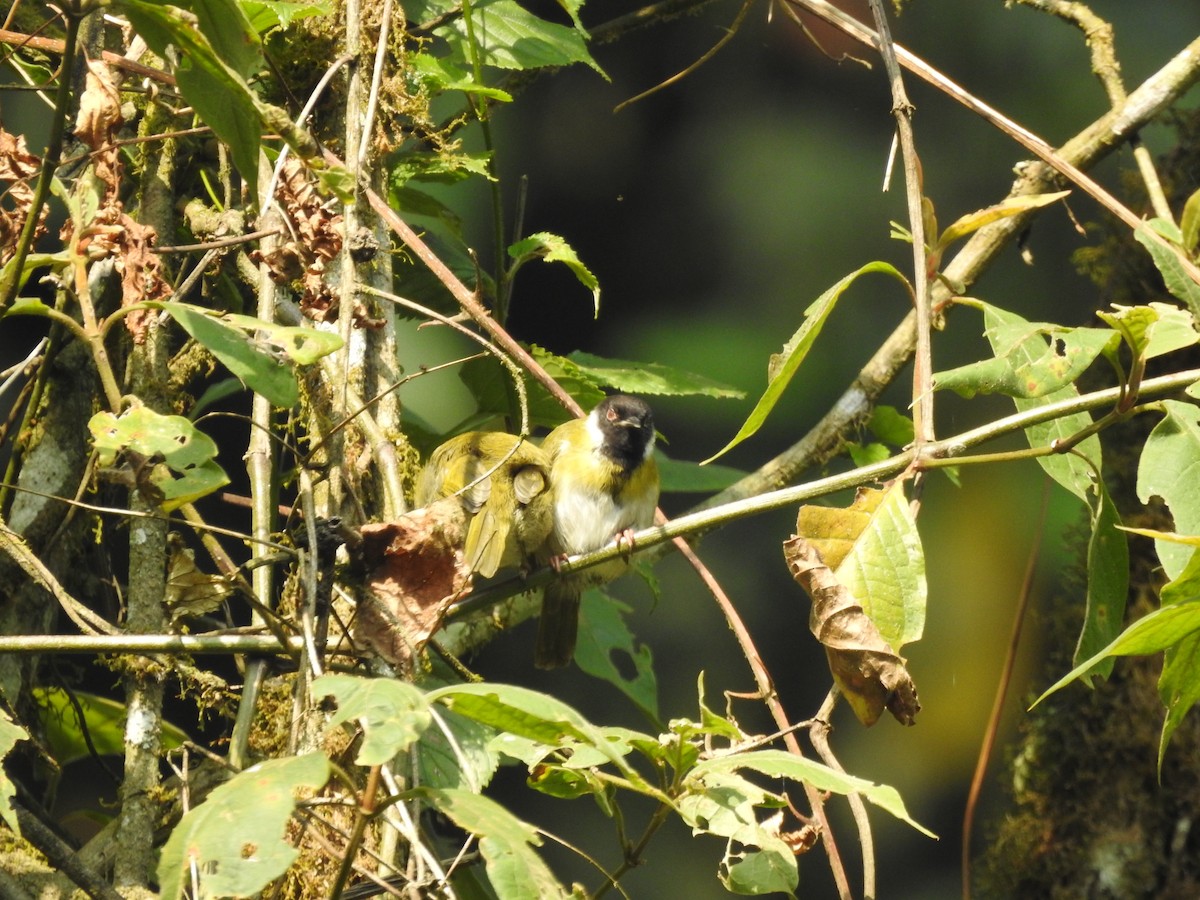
[783,537,920,726]
[74,60,124,191]
[165,534,234,625]
[355,499,472,668]
[0,129,45,262]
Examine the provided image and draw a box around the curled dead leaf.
[355,499,472,668]
[0,128,46,262]
[74,60,124,192]
[783,536,920,726]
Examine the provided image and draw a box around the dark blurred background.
[397,1,1200,896]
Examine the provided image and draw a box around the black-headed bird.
[535,395,660,668]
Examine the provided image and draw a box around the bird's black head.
[592,394,655,472]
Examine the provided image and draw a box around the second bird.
[535,395,660,669]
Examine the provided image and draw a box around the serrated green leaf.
[509,232,599,316]
[0,709,28,836]
[796,485,926,649]
[568,351,744,399]
[706,261,909,463]
[1074,483,1128,680]
[157,753,330,900]
[573,590,658,719]
[436,0,604,76]
[1096,302,1199,361]
[389,150,495,189]
[411,787,569,900]
[89,407,230,510]
[36,688,187,766]
[1158,628,1200,775]
[1137,400,1200,580]
[1135,220,1200,317]
[240,0,331,32]
[656,453,746,493]
[409,52,514,101]
[691,749,935,837]
[312,673,432,765]
[124,0,264,197]
[935,190,1070,251]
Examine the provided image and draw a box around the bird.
[534,394,660,668]
[415,432,553,578]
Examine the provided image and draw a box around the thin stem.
[961,482,1048,899]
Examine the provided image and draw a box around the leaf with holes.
[89,407,229,511]
[157,752,330,900]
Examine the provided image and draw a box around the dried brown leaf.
[74,60,124,191]
[355,500,472,667]
[783,536,920,726]
[0,128,45,263]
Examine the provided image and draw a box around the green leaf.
[1181,186,1200,254]
[410,787,569,900]
[312,673,432,765]
[123,0,264,197]
[706,261,909,463]
[933,318,1115,399]
[509,232,599,316]
[36,688,187,766]
[427,683,633,774]
[459,348,606,431]
[1074,483,1129,680]
[409,52,514,101]
[159,302,341,406]
[1135,219,1200,317]
[721,833,798,895]
[158,753,330,900]
[419,706,500,791]
[89,407,230,510]
[934,191,1070,251]
[847,441,891,467]
[968,302,1102,503]
[1096,302,1199,361]
[436,0,604,76]
[0,254,69,300]
[389,150,495,189]
[1158,628,1200,775]
[240,0,332,32]
[573,590,659,719]
[797,484,926,649]
[656,453,746,493]
[568,351,744,399]
[1137,400,1200,580]
[0,709,28,836]
[869,404,915,447]
[691,749,935,837]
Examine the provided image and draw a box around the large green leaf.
[1137,400,1200,580]
[705,261,909,463]
[36,688,188,766]
[691,749,934,837]
[158,752,330,900]
[1096,302,1199,361]
[240,0,332,32]
[436,0,604,76]
[1158,627,1200,775]
[158,302,342,407]
[509,232,599,315]
[312,673,432,766]
[121,0,264,197]
[1074,483,1129,680]
[573,590,658,719]
[411,787,569,900]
